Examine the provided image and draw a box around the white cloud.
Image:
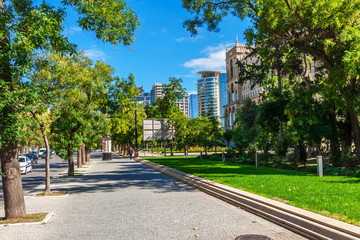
[84,49,107,61]
[183,43,226,71]
[176,35,204,42]
[71,26,82,32]
[64,26,82,36]
[175,74,197,78]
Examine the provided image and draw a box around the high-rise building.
[150,83,165,104]
[197,71,227,124]
[151,83,190,118]
[190,94,198,119]
[219,73,227,126]
[137,87,152,107]
[223,40,264,128]
[176,93,190,118]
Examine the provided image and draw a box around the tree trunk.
[68,150,75,176]
[170,143,174,156]
[43,135,51,195]
[316,145,322,156]
[0,0,26,219]
[77,145,82,168]
[299,141,307,166]
[293,145,299,164]
[348,107,360,155]
[0,144,26,218]
[307,146,312,159]
[329,111,341,167]
[86,150,90,162]
[81,144,86,165]
[340,114,352,160]
[276,46,284,141]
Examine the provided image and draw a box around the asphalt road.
[0,155,69,208]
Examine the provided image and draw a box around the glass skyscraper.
[190,94,198,119]
[197,71,227,125]
[219,73,227,126]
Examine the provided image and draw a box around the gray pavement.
[0,153,305,240]
[0,155,69,208]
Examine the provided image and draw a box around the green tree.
[223,129,233,151]
[233,98,258,157]
[181,0,360,156]
[49,53,97,176]
[107,74,145,154]
[145,77,186,154]
[0,0,138,218]
[146,77,186,118]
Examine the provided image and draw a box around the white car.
[39,148,46,158]
[19,156,32,174]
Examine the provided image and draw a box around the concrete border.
[135,158,360,240]
[0,212,53,227]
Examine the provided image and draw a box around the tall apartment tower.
[223,39,264,128]
[190,94,198,119]
[176,93,190,118]
[197,71,227,124]
[151,83,190,118]
[150,83,165,104]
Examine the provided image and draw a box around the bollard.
[200,151,203,160]
[255,152,260,169]
[317,156,323,177]
[222,152,225,163]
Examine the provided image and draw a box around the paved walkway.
[0,153,305,240]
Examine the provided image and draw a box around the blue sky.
[60,1,251,93]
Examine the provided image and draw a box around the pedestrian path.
[0,153,304,240]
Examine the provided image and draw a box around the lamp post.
[135,109,138,157]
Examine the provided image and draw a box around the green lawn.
[143,156,360,226]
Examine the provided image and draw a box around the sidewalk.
[0,153,304,240]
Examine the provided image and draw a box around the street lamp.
[135,108,138,157]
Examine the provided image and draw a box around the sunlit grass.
[144,156,360,226]
[35,191,68,197]
[0,213,48,224]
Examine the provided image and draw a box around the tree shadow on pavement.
[37,160,195,195]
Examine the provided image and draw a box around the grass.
[35,191,68,197]
[143,156,360,226]
[0,213,47,224]
[60,174,83,178]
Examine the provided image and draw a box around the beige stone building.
[223,40,264,128]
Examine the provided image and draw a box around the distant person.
[129,147,134,160]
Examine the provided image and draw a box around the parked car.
[27,153,38,164]
[50,149,55,155]
[39,148,46,158]
[26,153,37,160]
[32,151,39,158]
[19,156,32,174]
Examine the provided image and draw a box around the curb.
[135,158,360,240]
[0,212,53,227]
